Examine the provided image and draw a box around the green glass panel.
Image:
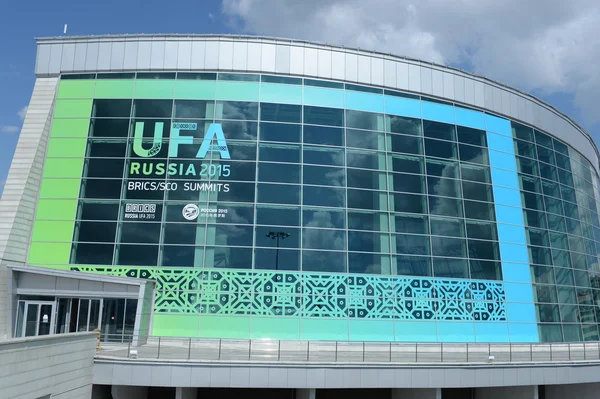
[53,99,93,118]
[28,242,71,265]
[134,80,176,99]
[46,138,87,158]
[260,83,302,104]
[152,314,200,337]
[300,319,349,340]
[31,221,74,242]
[216,81,259,101]
[198,316,251,339]
[94,80,135,98]
[250,317,300,340]
[174,80,217,100]
[349,320,395,342]
[35,199,78,220]
[43,158,85,178]
[394,321,438,342]
[57,80,95,99]
[50,119,90,138]
[303,86,345,108]
[39,179,81,199]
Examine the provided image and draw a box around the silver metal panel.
[48,43,63,75]
[204,41,219,70]
[289,46,304,75]
[84,42,100,71]
[443,72,454,100]
[517,96,527,121]
[110,41,125,71]
[96,42,112,71]
[164,41,179,70]
[190,41,206,70]
[177,41,192,70]
[218,41,234,71]
[357,55,371,83]
[150,40,166,70]
[396,62,409,91]
[60,43,75,72]
[492,86,503,113]
[383,59,396,88]
[420,67,433,95]
[331,51,345,80]
[73,42,87,71]
[232,41,248,71]
[304,47,318,76]
[509,93,519,120]
[501,90,511,115]
[35,44,51,75]
[123,41,139,70]
[261,43,277,73]
[247,42,262,72]
[317,49,332,79]
[525,99,535,125]
[483,84,494,110]
[371,57,384,86]
[532,101,541,127]
[408,64,421,92]
[275,45,290,74]
[136,41,152,70]
[454,75,465,103]
[432,69,444,97]
[345,53,358,82]
[473,80,485,107]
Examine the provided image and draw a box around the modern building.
[2,34,600,398]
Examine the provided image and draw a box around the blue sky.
[1,0,598,196]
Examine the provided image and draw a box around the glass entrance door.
[20,301,55,337]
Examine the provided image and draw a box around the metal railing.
[96,334,600,364]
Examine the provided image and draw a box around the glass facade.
[28,71,600,342]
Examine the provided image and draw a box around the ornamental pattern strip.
[71,267,506,321]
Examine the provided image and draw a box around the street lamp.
[266,231,290,270]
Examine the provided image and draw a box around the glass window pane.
[393,214,428,234]
[469,260,502,280]
[346,110,384,131]
[425,138,457,159]
[349,253,391,274]
[459,144,489,165]
[430,217,464,237]
[76,221,117,242]
[259,143,301,163]
[537,304,561,323]
[303,106,344,127]
[218,101,258,120]
[457,126,487,146]
[348,211,389,232]
[116,244,158,266]
[304,146,345,166]
[254,248,300,271]
[303,186,346,208]
[433,258,468,279]
[423,121,456,141]
[303,165,345,186]
[467,221,497,241]
[348,189,388,211]
[460,164,491,183]
[257,205,300,227]
[429,196,463,218]
[87,139,127,158]
[347,169,386,190]
[163,223,200,245]
[468,239,500,260]
[255,226,299,249]
[133,100,172,118]
[346,129,385,150]
[257,183,299,205]
[161,246,199,267]
[464,200,494,221]
[427,159,459,179]
[259,122,301,143]
[512,122,534,141]
[80,202,119,221]
[431,236,466,257]
[535,130,553,148]
[348,231,389,253]
[395,255,432,277]
[302,250,346,273]
[120,222,161,244]
[427,176,461,198]
[258,162,300,183]
[390,173,425,194]
[205,246,252,269]
[303,125,344,146]
[303,208,345,229]
[394,233,430,255]
[89,119,129,138]
[347,150,384,170]
[462,181,493,202]
[386,115,422,136]
[389,154,424,174]
[260,103,302,123]
[72,243,114,265]
[174,100,214,119]
[94,99,132,118]
[389,134,423,155]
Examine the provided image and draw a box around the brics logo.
[133,122,231,159]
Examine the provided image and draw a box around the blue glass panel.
[502,262,532,283]
[394,321,437,342]
[497,223,527,244]
[349,320,395,342]
[488,150,517,172]
[303,86,345,108]
[384,96,421,119]
[260,83,302,104]
[421,102,455,124]
[504,282,535,303]
[437,322,475,342]
[493,186,522,207]
[301,319,349,341]
[475,323,510,342]
[508,323,539,342]
[494,205,525,226]
[499,243,529,264]
[345,90,384,113]
[506,304,537,323]
[487,132,515,154]
[455,107,486,130]
[491,168,520,190]
[485,114,511,136]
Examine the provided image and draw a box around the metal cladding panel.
[509,93,520,120]
[473,80,485,107]
[396,62,409,91]
[517,95,528,121]
[501,90,511,115]
[247,42,262,71]
[331,51,345,80]
[261,43,277,73]
[97,41,112,71]
[60,43,75,71]
[36,44,51,75]
[150,40,166,69]
[289,45,304,75]
[275,44,291,74]
[136,41,152,70]
[371,57,384,86]
[443,71,454,99]
[73,42,87,71]
[483,83,494,111]
[493,86,503,113]
[232,41,249,71]
[357,55,371,83]
[123,41,139,70]
[525,98,535,124]
[190,41,206,70]
[420,67,433,95]
[48,43,63,74]
[431,69,444,97]
[454,75,465,103]
[110,41,125,71]
[317,49,332,79]
[345,53,358,82]
[84,42,99,71]
[304,47,318,76]
[218,41,234,70]
[531,101,541,127]
[408,64,420,92]
[204,41,219,69]
[383,59,396,88]
[164,41,179,70]
[177,41,192,70]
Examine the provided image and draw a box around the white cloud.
[17,106,27,120]
[222,0,600,124]
[1,126,19,134]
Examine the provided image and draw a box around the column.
[475,385,538,399]
[176,387,198,399]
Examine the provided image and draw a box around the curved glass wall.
[29,71,600,342]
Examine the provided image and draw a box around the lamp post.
[266,231,290,270]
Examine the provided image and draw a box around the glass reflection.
[302,250,346,273]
